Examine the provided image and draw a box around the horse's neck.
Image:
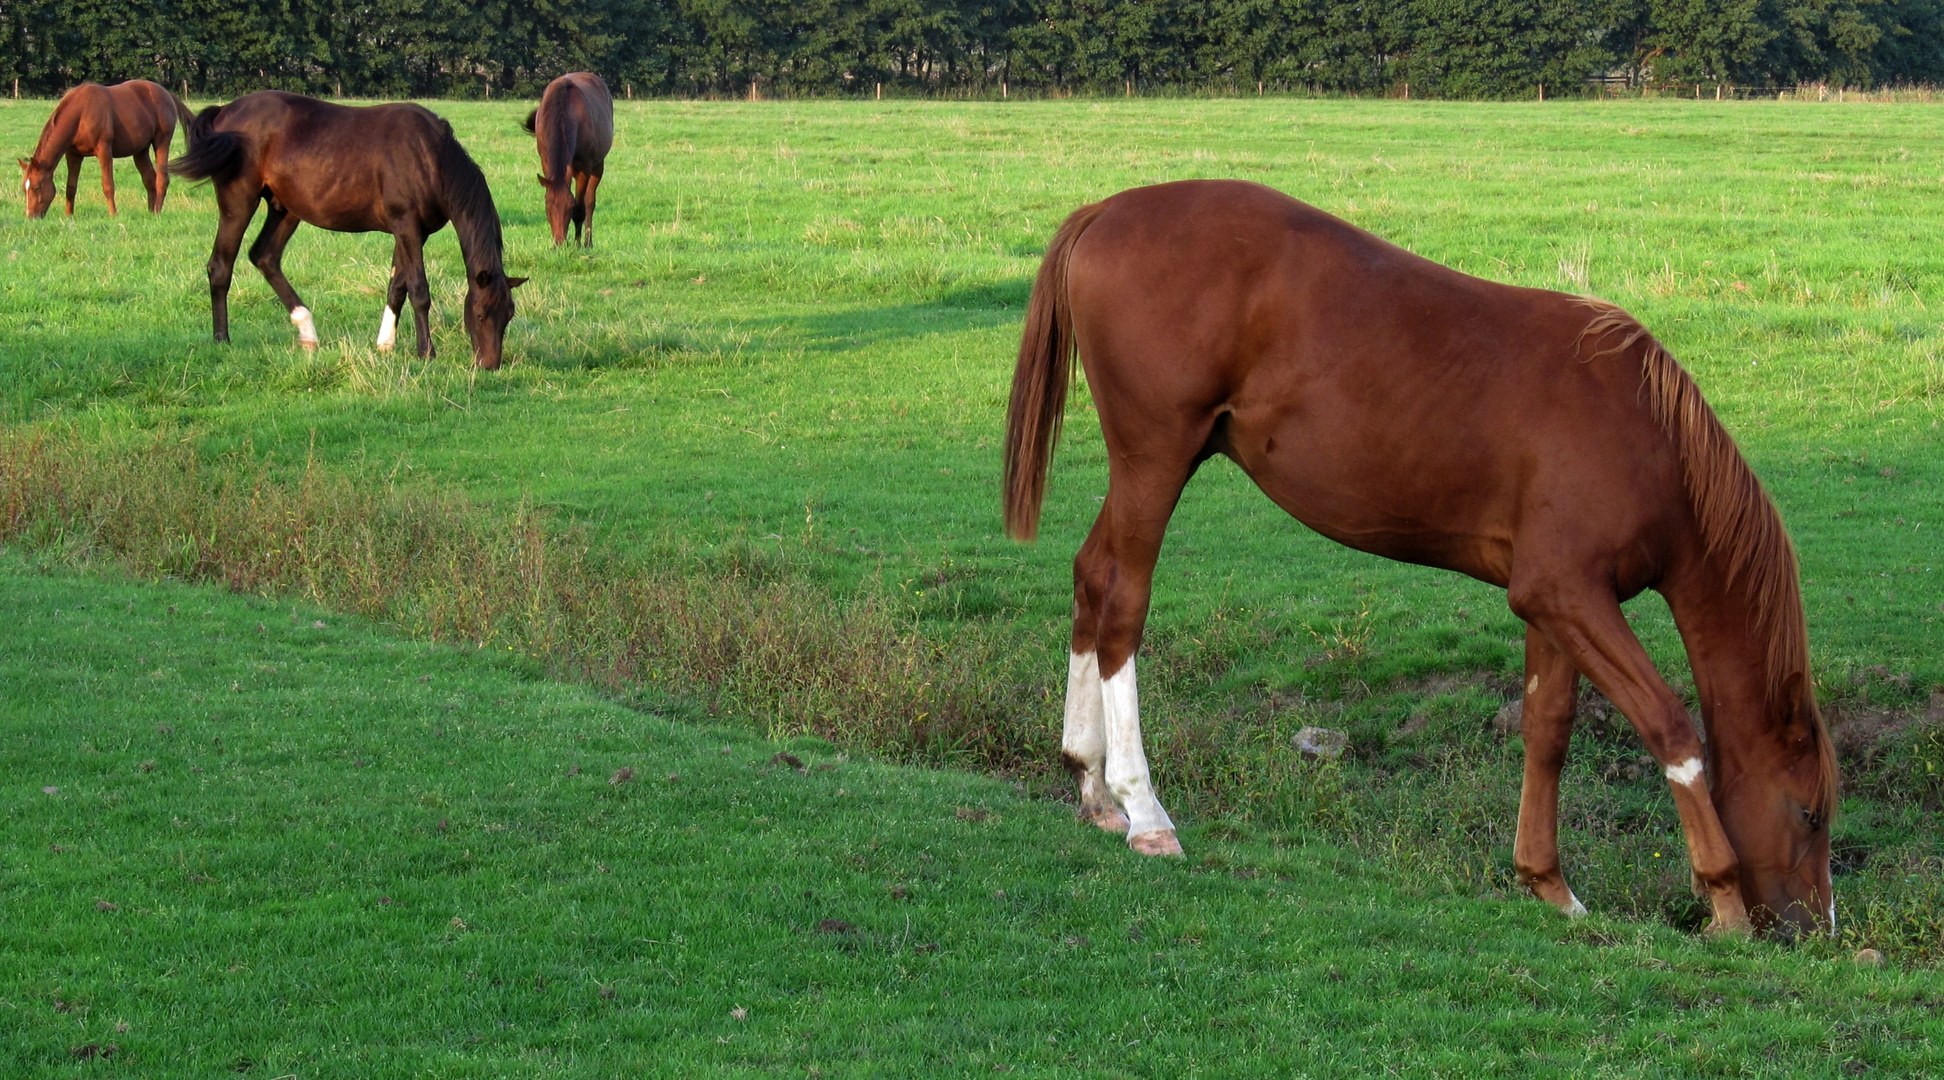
[34,98,83,165]
[1662,566,1793,748]
[447,197,504,278]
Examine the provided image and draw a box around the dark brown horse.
[18,80,193,217]
[522,72,613,247]
[168,91,525,368]
[1004,180,1837,940]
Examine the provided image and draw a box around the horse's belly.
[1224,411,1518,584]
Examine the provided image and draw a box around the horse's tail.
[521,108,538,134]
[167,105,243,181]
[171,92,195,132]
[1003,200,1106,542]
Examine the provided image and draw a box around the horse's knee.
[206,260,232,289]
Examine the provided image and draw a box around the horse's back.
[547,72,613,163]
[1066,180,1688,584]
[215,92,456,232]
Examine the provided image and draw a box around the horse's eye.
[1801,807,1823,831]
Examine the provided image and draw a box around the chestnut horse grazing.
[1004,180,1837,939]
[523,73,613,247]
[18,80,193,217]
[168,92,526,368]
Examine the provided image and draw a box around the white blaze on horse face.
[376,306,398,351]
[1565,891,1588,917]
[1100,658,1175,840]
[1526,675,1540,696]
[289,305,319,348]
[1664,756,1705,786]
[1062,651,1105,772]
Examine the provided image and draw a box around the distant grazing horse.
[18,80,193,217]
[169,91,526,368]
[1004,180,1837,940]
[523,72,612,247]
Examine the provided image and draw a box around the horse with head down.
[19,80,193,217]
[1005,179,1838,941]
[169,91,526,369]
[523,72,613,248]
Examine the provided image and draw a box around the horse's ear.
[16,158,28,172]
[536,173,548,186]
[507,276,529,289]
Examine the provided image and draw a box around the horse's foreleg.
[248,205,313,349]
[97,149,116,216]
[1512,625,1585,916]
[206,190,258,344]
[377,244,409,352]
[131,150,160,214]
[1510,576,1751,935]
[63,151,82,216]
[577,172,601,248]
[391,227,434,358]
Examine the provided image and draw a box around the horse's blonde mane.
[1578,299,1837,819]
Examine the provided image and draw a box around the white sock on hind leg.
[376,306,397,351]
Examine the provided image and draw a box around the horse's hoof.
[1080,806,1130,834]
[1128,829,1182,857]
[1703,916,1753,938]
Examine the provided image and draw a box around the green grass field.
[3,96,1942,1072]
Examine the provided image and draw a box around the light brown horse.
[18,80,193,217]
[169,92,525,368]
[1004,180,1837,940]
[522,72,613,247]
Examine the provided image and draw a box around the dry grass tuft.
[0,430,1053,773]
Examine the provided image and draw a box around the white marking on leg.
[1063,651,1105,773]
[376,305,397,351]
[1664,756,1705,786]
[290,305,319,348]
[1526,674,1539,696]
[1065,651,1125,831]
[1101,658,1175,844]
[1828,898,1837,937]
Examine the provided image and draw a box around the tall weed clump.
[0,430,1052,771]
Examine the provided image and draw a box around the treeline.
[5,1,1943,101]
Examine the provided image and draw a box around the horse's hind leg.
[131,149,160,214]
[1513,625,1585,916]
[96,149,117,216]
[151,135,172,210]
[248,203,315,349]
[205,186,259,343]
[1071,453,1203,856]
[1509,575,1751,934]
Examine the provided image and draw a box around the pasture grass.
[1,95,1941,973]
[6,562,1944,1076]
